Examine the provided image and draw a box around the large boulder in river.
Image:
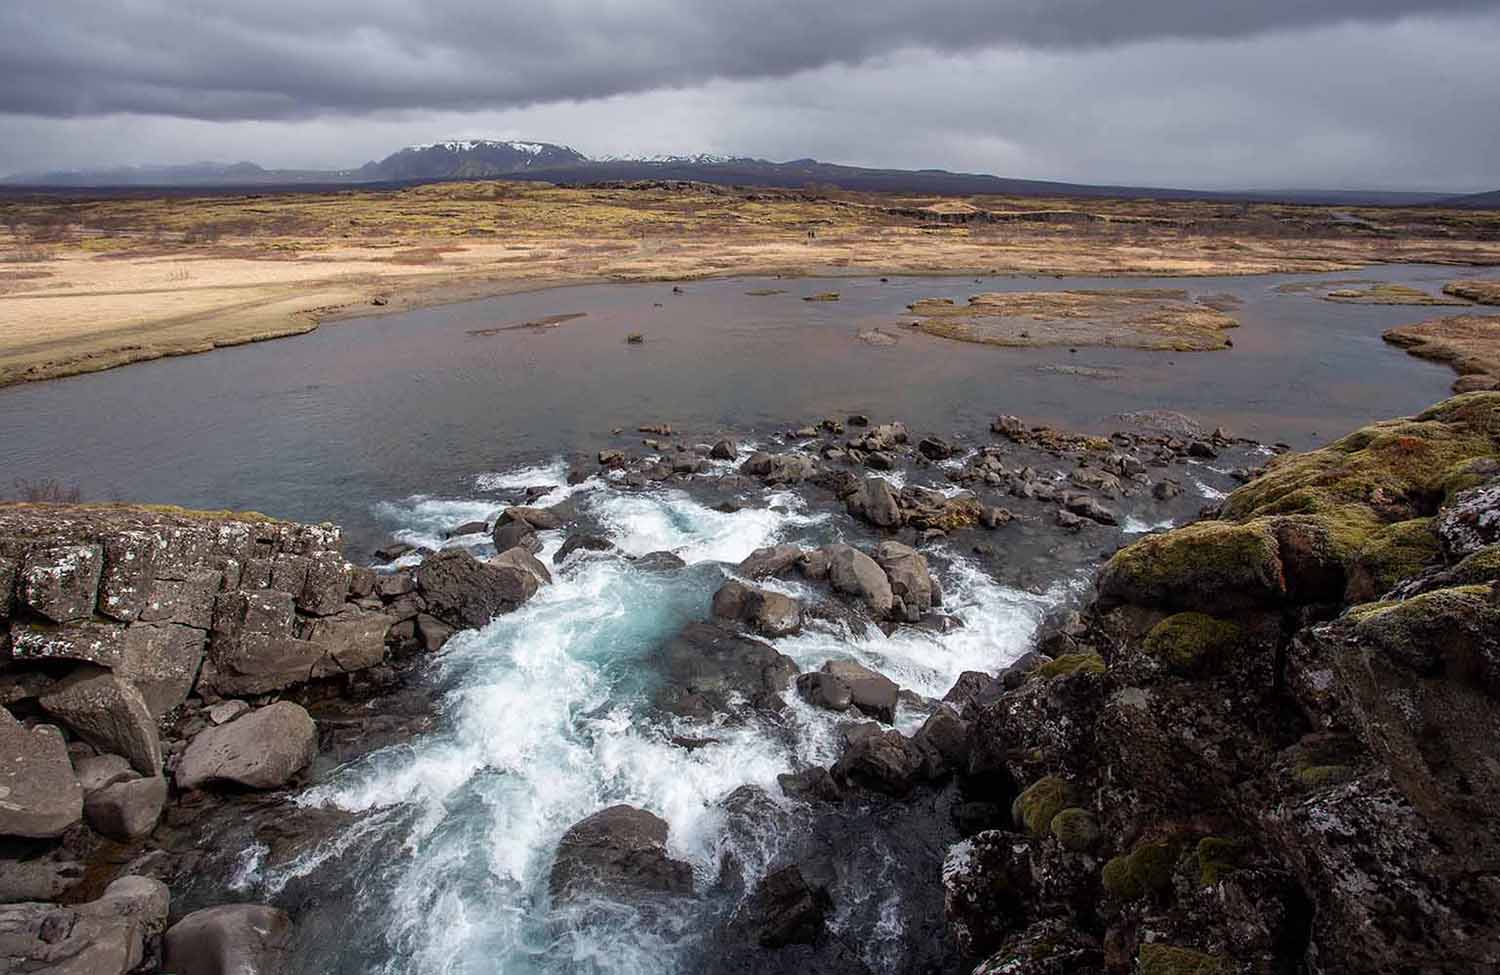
[832,727,926,797]
[0,708,82,838]
[176,701,317,791]
[39,667,160,776]
[415,548,538,629]
[846,477,903,528]
[164,903,293,975]
[711,581,801,637]
[653,622,799,718]
[737,544,804,580]
[549,805,694,901]
[873,541,935,618]
[825,545,894,617]
[83,775,167,841]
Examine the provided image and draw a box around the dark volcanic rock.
[415,548,539,629]
[164,903,293,975]
[653,622,798,719]
[739,865,833,948]
[176,701,317,791]
[550,805,694,901]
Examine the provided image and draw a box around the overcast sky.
[2,0,1498,190]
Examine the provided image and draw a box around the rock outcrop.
[549,805,694,901]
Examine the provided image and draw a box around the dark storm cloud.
[1,0,1494,119]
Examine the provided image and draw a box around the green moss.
[1351,518,1439,595]
[1036,651,1106,679]
[1295,765,1355,790]
[1012,775,1072,835]
[1050,807,1101,851]
[1138,944,1230,975]
[1101,837,1183,900]
[1096,521,1285,612]
[1346,585,1500,686]
[1142,613,1245,674]
[1196,836,1248,885]
[1450,545,1500,586]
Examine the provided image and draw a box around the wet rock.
[737,543,804,580]
[826,544,894,617]
[711,580,753,620]
[0,709,82,838]
[979,506,1012,529]
[491,546,553,587]
[942,830,1032,960]
[820,660,899,723]
[372,542,413,563]
[444,520,489,539]
[491,519,540,554]
[712,581,802,638]
[711,439,738,460]
[555,532,614,563]
[846,476,903,528]
[796,671,855,712]
[777,767,842,803]
[83,774,167,841]
[832,727,925,796]
[740,452,816,485]
[633,551,687,572]
[39,668,160,776]
[550,805,694,900]
[176,701,316,791]
[415,548,538,629]
[654,622,798,718]
[416,613,456,653]
[873,541,935,617]
[164,903,293,975]
[740,865,833,948]
[1062,493,1118,526]
[1436,477,1500,557]
[1152,479,1183,501]
[913,707,970,777]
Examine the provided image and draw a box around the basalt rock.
[653,622,798,719]
[0,875,170,975]
[414,548,538,629]
[175,701,317,791]
[0,708,82,838]
[550,805,694,901]
[164,903,293,975]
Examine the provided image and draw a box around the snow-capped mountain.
[359,140,589,181]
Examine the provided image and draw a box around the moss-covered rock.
[1142,613,1245,674]
[1012,775,1072,835]
[1096,521,1285,613]
[1137,944,1229,975]
[1101,837,1184,900]
[1196,835,1248,885]
[1347,518,1440,600]
[1449,545,1500,586]
[1035,651,1105,679]
[1346,585,1500,692]
[1295,764,1356,790]
[1050,807,1101,851]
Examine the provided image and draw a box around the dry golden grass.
[908,288,1239,351]
[2,179,1499,386]
[1384,314,1500,391]
[1444,279,1500,305]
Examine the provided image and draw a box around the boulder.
[737,544,804,580]
[1096,520,1286,613]
[0,857,83,903]
[711,580,754,621]
[116,622,208,718]
[164,904,293,975]
[653,622,798,718]
[820,660,899,723]
[634,551,687,572]
[777,767,842,803]
[415,548,539,629]
[826,545,894,617]
[0,709,82,838]
[555,533,614,563]
[1436,478,1500,557]
[299,607,390,673]
[549,805,694,900]
[832,727,925,796]
[740,865,832,948]
[176,702,317,791]
[39,668,160,776]
[496,504,570,531]
[711,439,738,460]
[491,546,554,587]
[491,520,540,554]
[0,876,170,975]
[847,477,903,528]
[918,436,955,460]
[83,775,167,841]
[873,542,935,617]
[416,614,456,653]
[73,753,136,794]
[712,581,801,638]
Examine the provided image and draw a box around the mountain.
[357,140,589,181]
[1439,189,1500,209]
[3,139,1495,208]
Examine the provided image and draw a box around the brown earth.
[907,288,1239,351]
[2,180,1500,386]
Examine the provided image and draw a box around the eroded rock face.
[176,701,317,791]
[39,668,160,776]
[549,805,694,901]
[0,708,82,838]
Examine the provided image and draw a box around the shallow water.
[0,264,1459,554]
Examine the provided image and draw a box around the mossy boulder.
[1346,518,1440,600]
[1142,613,1245,675]
[1449,544,1500,587]
[1050,807,1101,851]
[1137,944,1229,975]
[1101,837,1184,900]
[1012,775,1073,835]
[1295,764,1356,790]
[1096,521,1285,613]
[1035,651,1105,679]
[1345,585,1500,693]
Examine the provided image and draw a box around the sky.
[1,0,1498,191]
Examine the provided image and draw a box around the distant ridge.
[1,139,1487,208]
